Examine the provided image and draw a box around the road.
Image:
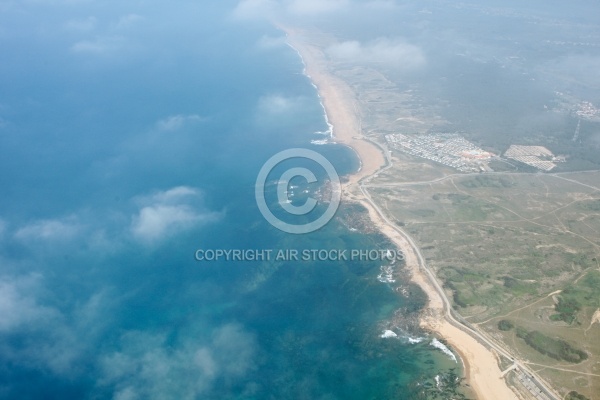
[366,169,600,191]
[358,177,562,400]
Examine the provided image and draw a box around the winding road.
[356,144,562,400]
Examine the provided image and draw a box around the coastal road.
[358,179,562,400]
[364,168,600,191]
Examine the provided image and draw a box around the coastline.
[283,31,384,185]
[284,27,519,400]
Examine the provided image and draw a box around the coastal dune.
[285,27,519,400]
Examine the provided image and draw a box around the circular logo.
[255,148,341,234]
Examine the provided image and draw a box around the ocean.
[0,3,463,399]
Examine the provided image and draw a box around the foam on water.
[377,264,396,283]
[379,328,426,345]
[287,42,333,140]
[430,338,457,362]
[380,330,398,339]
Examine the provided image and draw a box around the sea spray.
[430,338,458,363]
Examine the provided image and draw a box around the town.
[385,133,493,172]
[504,145,563,172]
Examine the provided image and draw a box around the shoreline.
[284,27,519,400]
[283,32,383,185]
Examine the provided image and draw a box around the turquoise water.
[0,3,464,399]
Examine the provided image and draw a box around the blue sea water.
[0,3,463,399]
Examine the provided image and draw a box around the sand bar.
[284,27,519,400]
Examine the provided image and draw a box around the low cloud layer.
[156,114,204,132]
[327,38,426,70]
[256,34,287,50]
[232,0,277,20]
[0,271,257,398]
[14,217,81,241]
[0,273,115,376]
[4,186,219,249]
[286,0,348,15]
[131,186,221,243]
[257,94,308,114]
[99,324,257,399]
[232,0,351,20]
[64,16,97,32]
[0,274,57,333]
[71,35,126,54]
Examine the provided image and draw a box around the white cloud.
[68,13,145,56]
[8,187,215,249]
[0,275,79,375]
[210,324,256,377]
[71,35,124,54]
[112,13,144,30]
[24,0,93,4]
[64,16,97,32]
[149,186,199,203]
[0,273,115,376]
[131,205,199,242]
[257,94,306,115]
[257,35,287,50]
[14,217,80,241]
[364,0,400,10]
[0,274,57,332]
[32,290,115,376]
[233,0,351,20]
[131,187,220,243]
[286,0,348,15]
[232,0,278,20]
[255,94,313,128]
[327,37,426,70]
[99,324,256,399]
[156,114,203,131]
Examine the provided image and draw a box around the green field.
[367,165,600,399]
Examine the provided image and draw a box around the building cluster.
[504,145,559,171]
[575,101,600,120]
[385,133,492,172]
[516,370,553,400]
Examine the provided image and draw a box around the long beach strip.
[284,27,519,400]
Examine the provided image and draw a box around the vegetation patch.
[497,320,514,331]
[410,208,436,218]
[502,276,538,296]
[447,193,470,204]
[460,176,515,189]
[370,173,600,396]
[550,297,580,324]
[566,391,590,400]
[552,270,600,324]
[517,329,588,363]
[581,199,600,212]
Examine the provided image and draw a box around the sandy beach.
[285,27,519,400]
[283,29,385,186]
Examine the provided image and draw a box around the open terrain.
[368,165,600,398]
[286,3,600,397]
